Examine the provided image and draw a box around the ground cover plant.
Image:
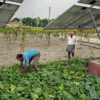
[0,57,100,100]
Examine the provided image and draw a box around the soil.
[0,34,100,67]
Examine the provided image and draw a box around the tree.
[11,17,54,27]
[40,18,48,27]
[11,18,20,22]
[22,17,33,26]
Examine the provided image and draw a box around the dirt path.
[0,34,100,67]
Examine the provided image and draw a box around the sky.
[13,0,79,19]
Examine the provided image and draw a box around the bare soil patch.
[0,34,100,67]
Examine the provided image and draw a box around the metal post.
[20,17,23,26]
[48,7,51,24]
[89,9,100,39]
[48,7,51,46]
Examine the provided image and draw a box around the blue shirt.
[20,49,39,67]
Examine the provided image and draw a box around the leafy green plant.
[0,57,100,99]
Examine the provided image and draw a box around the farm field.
[0,57,100,100]
[0,0,100,99]
[0,32,100,99]
[0,34,100,67]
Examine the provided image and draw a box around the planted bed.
[0,57,100,100]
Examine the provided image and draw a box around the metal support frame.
[0,0,6,9]
[89,9,100,39]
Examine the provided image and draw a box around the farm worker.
[66,32,77,59]
[16,49,40,73]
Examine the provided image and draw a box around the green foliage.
[21,17,50,27]
[52,32,59,37]
[11,17,20,22]
[0,26,98,37]
[22,17,35,27]
[0,57,100,99]
[40,18,48,27]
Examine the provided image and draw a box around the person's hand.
[21,69,23,74]
[28,67,31,72]
[21,71,25,74]
[74,45,75,49]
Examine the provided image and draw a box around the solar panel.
[0,3,19,28]
[7,0,24,3]
[79,0,100,6]
[44,5,100,30]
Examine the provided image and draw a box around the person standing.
[67,32,77,59]
[16,49,40,73]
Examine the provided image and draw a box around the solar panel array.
[7,0,24,3]
[79,0,100,6]
[0,0,23,28]
[44,0,100,30]
[44,5,100,30]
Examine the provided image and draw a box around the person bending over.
[16,49,40,73]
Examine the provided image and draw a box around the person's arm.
[22,67,29,73]
[20,63,23,73]
[67,37,69,46]
[22,59,30,74]
[74,36,77,49]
